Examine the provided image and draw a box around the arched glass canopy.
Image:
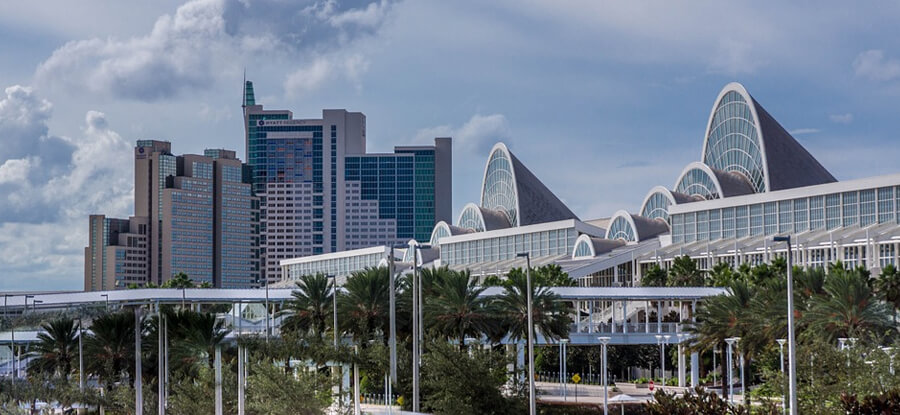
[481,145,519,227]
[702,87,766,193]
[640,187,677,222]
[457,203,486,232]
[606,214,637,242]
[429,221,452,246]
[675,164,722,200]
[573,238,595,258]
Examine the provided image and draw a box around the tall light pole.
[388,244,405,384]
[777,338,786,414]
[559,339,568,400]
[328,274,341,412]
[738,338,745,405]
[411,243,431,412]
[24,295,33,314]
[725,337,738,404]
[135,307,143,415]
[264,279,270,343]
[598,337,611,415]
[75,317,84,393]
[713,346,719,393]
[517,252,536,415]
[101,294,109,312]
[773,235,798,415]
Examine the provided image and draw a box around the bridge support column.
[576,301,582,333]
[691,352,700,388]
[588,301,594,334]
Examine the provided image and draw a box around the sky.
[3,1,900,290]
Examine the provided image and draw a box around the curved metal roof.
[701,82,836,192]
[480,143,578,226]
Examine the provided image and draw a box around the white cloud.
[789,128,820,135]
[853,50,900,82]
[0,86,133,290]
[35,0,395,101]
[329,0,392,28]
[415,114,510,155]
[0,158,36,184]
[829,113,854,124]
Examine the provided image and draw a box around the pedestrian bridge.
[481,286,728,346]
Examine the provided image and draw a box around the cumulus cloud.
[36,0,395,101]
[284,53,370,96]
[829,113,854,124]
[415,114,510,155]
[0,85,133,289]
[853,50,900,82]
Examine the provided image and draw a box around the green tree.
[642,264,668,287]
[494,270,571,343]
[27,317,78,379]
[282,273,334,339]
[533,264,577,287]
[166,309,230,377]
[338,267,391,343]
[246,360,332,414]
[162,271,196,288]
[668,255,705,287]
[85,311,137,388]
[804,267,893,341]
[708,262,735,287]
[425,269,499,345]
[419,341,525,414]
[875,263,900,324]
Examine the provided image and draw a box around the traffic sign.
[648,380,655,391]
[572,373,581,384]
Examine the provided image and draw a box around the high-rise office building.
[84,142,259,290]
[242,81,452,282]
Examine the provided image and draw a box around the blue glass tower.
[243,81,451,282]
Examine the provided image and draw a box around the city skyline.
[4,1,900,290]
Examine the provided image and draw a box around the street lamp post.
[654,335,663,387]
[713,346,719,393]
[264,279,270,343]
[559,339,568,400]
[725,337,737,404]
[598,337,611,415]
[327,274,342,412]
[32,300,43,313]
[777,338,786,414]
[135,308,143,415]
[388,244,406,384]
[74,317,84,392]
[517,252,536,415]
[24,295,33,314]
[411,244,431,413]
[101,294,109,312]
[773,235,798,415]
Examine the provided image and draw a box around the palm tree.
[874,264,900,325]
[494,270,571,344]
[686,280,760,400]
[28,318,78,379]
[282,273,334,339]
[85,311,137,388]
[804,267,893,341]
[425,270,500,345]
[338,267,391,343]
[167,309,230,376]
[668,255,706,287]
[641,264,668,287]
[708,262,734,287]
